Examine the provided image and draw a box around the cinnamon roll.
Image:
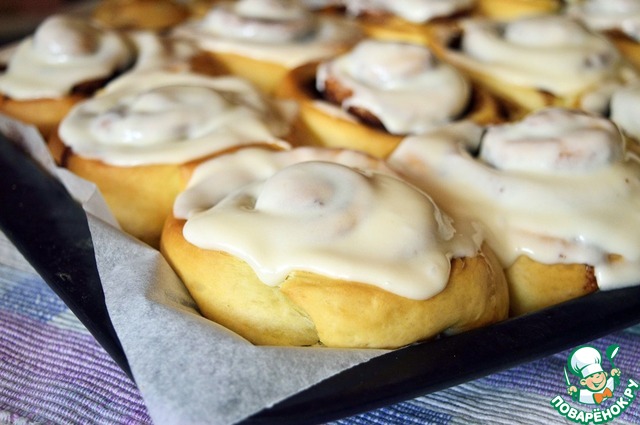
[92,0,190,31]
[388,108,640,315]
[566,0,640,71]
[171,0,362,93]
[49,70,294,247]
[430,14,638,118]
[161,146,509,347]
[0,15,133,138]
[276,39,502,158]
[342,0,475,46]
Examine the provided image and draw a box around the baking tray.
[2,131,640,425]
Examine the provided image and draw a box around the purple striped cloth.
[2,259,640,425]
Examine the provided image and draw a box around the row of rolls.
[2,0,640,348]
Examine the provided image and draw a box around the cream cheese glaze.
[127,31,200,73]
[388,109,640,290]
[172,0,361,68]
[454,15,628,96]
[316,40,471,135]
[176,147,482,299]
[567,0,640,41]
[58,70,293,166]
[0,15,132,100]
[611,83,640,140]
[345,0,475,23]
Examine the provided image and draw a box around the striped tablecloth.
[2,249,640,425]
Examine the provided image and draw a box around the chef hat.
[569,346,604,378]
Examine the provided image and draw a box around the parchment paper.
[1,115,387,425]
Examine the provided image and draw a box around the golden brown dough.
[161,215,509,348]
[506,256,598,316]
[92,0,190,31]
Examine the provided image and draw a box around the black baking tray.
[2,131,640,425]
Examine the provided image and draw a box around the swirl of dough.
[480,107,624,173]
[567,0,640,41]
[316,40,471,134]
[344,0,475,23]
[172,0,361,69]
[58,70,293,165]
[201,0,317,43]
[173,146,397,218]
[0,15,132,99]
[458,15,621,95]
[182,158,478,299]
[89,85,232,146]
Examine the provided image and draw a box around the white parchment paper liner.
[0,115,387,425]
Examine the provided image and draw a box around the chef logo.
[550,345,639,424]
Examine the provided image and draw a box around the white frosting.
[455,15,625,96]
[388,111,640,290]
[345,0,474,23]
[316,40,471,135]
[58,71,293,166]
[611,83,640,140]
[172,0,361,68]
[0,15,132,99]
[178,147,482,299]
[567,0,640,41]
[127,31,200,73]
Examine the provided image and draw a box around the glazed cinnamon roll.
[161,146,509,347]
[0,15,133,137]
[171,0,362,93]
[566,0,640,71]
[49,70,294,247]
[430,14,638,118]
[276,39,502,158]
[389,108,640,315]
[343,0,475,46]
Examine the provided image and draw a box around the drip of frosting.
[316,40,471,135]
[179,149,481,299]
[172,0,362,68]
[345,0,475,23]
[458,15,624,95]
[388,111,640,290]
[0,15,132,99]
[58,71,294,166]
[610,83,640,140]
[567,0,640,41]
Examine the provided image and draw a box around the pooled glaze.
[172,0,361,68]
[388,109,640,290]
[345,0,475,23]
[316,40,471,135]
[455,15,627,95]
[0,15,132,99]
[58,71,293,166]
[567,0,640,41]
[177,147,482,299]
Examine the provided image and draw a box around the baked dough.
[161,149,508,347]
